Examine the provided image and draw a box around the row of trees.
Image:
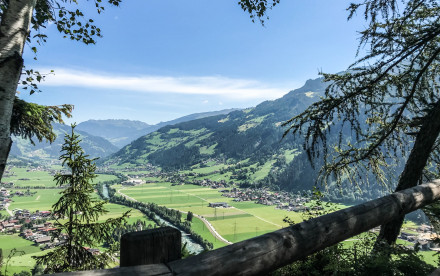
[108,190,213,250]
[103,219,155,250]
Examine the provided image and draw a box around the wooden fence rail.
[55,180,440,276]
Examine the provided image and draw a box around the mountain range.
[9,109,240,161]
[106,78,326,189]
[104,77,393,204]
[76,109,239,148]
[10,123,119,160]
[9,76,394,204]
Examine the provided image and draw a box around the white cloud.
[39,68,291,100]
[202,100,209,104]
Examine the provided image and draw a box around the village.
[219,187,312,212]
[113,173,440,253]
[2,165,440,257]
[1,208,58,249]
[0,186,101,255]
[399,225,440,251]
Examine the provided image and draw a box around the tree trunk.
[376,98,440,245]
[0,0,36,181]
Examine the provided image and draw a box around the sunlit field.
[118,182,302,243]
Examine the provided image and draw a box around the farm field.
[116,181,439,266]
[1,167,150,222]
[95,174,118,183]
[2,167,118,188]
[0,234,43,275]
[117,182,301,244]
[190,216,225,249]
[9,189,62,212]
[4,168,438,268]
[0,172,155,274]
[8,188,154,227]
[2,167,57,188]
[98,202,156,226]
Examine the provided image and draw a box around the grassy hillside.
[77,109,239,148]
[104,78,325,194]
[110,78,324,170]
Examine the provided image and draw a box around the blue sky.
[21,0,365,125]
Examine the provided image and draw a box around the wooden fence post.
[120,226,181,267]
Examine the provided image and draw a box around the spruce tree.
[34,125,129,273]
[186,211,193,222]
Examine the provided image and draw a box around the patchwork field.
[0,234,43,275]
[2,167,118,188]
[9,189,62,212]
[2,167,57,187]
[3,167,438,269]
[117,182,302,245]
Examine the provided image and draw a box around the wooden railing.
[55,180,440,276]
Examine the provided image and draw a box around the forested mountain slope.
[108,78,328,189]
[77,109,239,148]
[108,77,395,204]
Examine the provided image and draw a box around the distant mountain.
[10,123,119,160]
[107,78,327,190]
[104,78,408,207]
[77,119,152,148]
[77,109,239,148]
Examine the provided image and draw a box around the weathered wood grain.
[167,180,440,276]
[53,264,172,276]
[120,226,181,267]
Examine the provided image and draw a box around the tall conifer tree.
[34,125,129,273]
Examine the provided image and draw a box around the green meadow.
[94,174,119,183]
[190,216,225,249]
[3,167,57,187]
[4,169,438,268]
[2,168,119,188]
[1,171,155,274]
[8,188,154,227]
[98,203,156,226]
[118,182,302,244]
[9,189,62,212]
[0,234,43,275]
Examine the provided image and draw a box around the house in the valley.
[208,202,230,208]
[35,236,51,244]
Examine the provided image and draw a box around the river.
[102,184,203,254]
